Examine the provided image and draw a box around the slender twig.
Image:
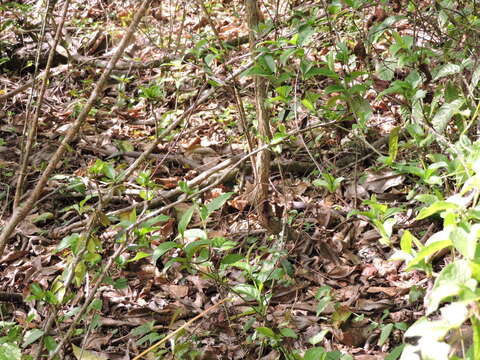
[14,0,66,208]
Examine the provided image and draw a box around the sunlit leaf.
[431,98,464,133]
[23,329,44,347]
[72,344,108,360]
[178,205,195,237]
[416,201,459,220]
[426,261,472,314]
[152,241,179,264]
[0,343,21,360]
[378,323,394,346]
[406,240,451,271]
[304,347,326,360]
[255,327,276,339]
[206,192,233,214]
[432,63,461,81]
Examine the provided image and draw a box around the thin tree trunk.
[245,0,281,234]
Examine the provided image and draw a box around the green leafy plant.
[0,321,22,360]
[139,82,164,102]
[349,195,403,246]
[313,172,345,193]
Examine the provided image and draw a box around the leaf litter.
[0,0,450,359]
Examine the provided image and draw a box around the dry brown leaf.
[354,355,387,360]
[84,333,114,350]
[362,170,405,193]
[334,325,372,347]
[327,265,357,279]
[164,284,189,299]
[355,298,393,312]
[367,286,407,297]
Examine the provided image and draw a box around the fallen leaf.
[72,344,108,360]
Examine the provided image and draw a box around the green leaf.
[382,217,396,240]
[304,347,326,360]
[408,286,425,304]
[43,336,58,352]
[0,343,21,360]
[184,228,207,240]
[406,70,422,89]
[378,323,394,346]
[32,212,54,223]
[127,251,151,263]
[184,238,210,258]
[388,127,399,162]
[470,65,480,91]
[204,53,216,67]
[102,162,117,180]
[432,63,461,81]
[130,321,155,337]
[302,98,316,113]
[233,284,260,301]
[281,258,294,277]
[385,344,405,360]
[140,214,170,228]
[279,328,298,338]
[367,16,405,44]
[297,24,314,46]
[279,48,298,66]
[206,192,233,215]
[30,283,44,298]
[221,253,244,265]
[316,297,331,315]
[450,227,477,260]
[426,261,472,314]
[325,84,346,94]
[376,59,396,81]
[262,55,276,74]
[350,95,372,125]
[344,0,362,9]
[416,201,459,220]
[178,205,195,237]
[400,230,415,253]
[72,344,108,360]
[472,316,480,360]
[431,98,464,133]
[406,240,452,271]
[178,180,192,194]
[23,329,44,347]
[313,179,328,188]
[308,329,330,345]
[152,242,179,264]
[114,278,128,290]
[119,140,135,152]
[56,233,80,253]
[241,65,273,78]
[304,67,339,80]
[256,327,276,339]
[275,85,292,98]
[332,306,352,328]
[75,261,86,288]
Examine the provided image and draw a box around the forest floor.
[0,1,450,359]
